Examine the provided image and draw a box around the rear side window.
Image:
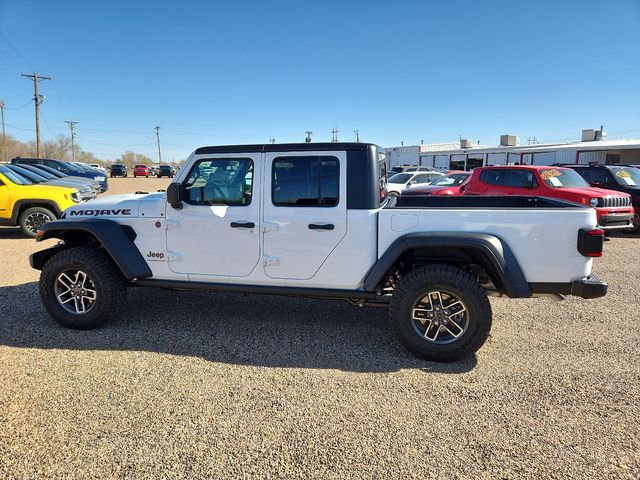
[479,169,506,185]
[272,156,339,207]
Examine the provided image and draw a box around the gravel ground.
[0,178,638,479]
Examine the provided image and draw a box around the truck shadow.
[0,283,477,373]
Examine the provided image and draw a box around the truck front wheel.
[39,247,126,329]
[389,265,492,362]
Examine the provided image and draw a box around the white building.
[385,130,640,172]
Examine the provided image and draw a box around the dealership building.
[385,129,640,172]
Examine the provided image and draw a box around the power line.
[4,100,32,111]
[0,32,32,69]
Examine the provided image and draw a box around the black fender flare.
[363,232,531,298]
[30,219,153,280]
[11,199,62,224]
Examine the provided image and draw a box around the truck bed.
[379,195,597,283]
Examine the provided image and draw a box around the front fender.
[31,219,152,280]
[363,232,531,298]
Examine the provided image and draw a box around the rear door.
[262,151,347,280]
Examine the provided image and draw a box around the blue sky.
[0,0,639,162]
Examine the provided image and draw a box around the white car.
[387,171,444,196]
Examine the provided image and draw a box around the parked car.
[402,171,472,196]
[462,165,634,231]
[27,163,100,193]
[0,165,79,236]
[11,163,99,196]
[405,166,439,172]
[133,164,149,178]
[12,157,108,192]
[4,164,95,201]
[86,163,107,175]
[157,165,174,178]
[557,164,640,232]
[148,167,158,176]
[387,171,444,196]
[110,164,128,177]
[31,142,608,362]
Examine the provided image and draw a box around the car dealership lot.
[0,177,638,479]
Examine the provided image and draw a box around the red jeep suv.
[133,164,149,178]
[462,165,634,231]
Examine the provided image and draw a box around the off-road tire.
[18,206,56,237]
[389,265,492,362]
[39,247,127,329]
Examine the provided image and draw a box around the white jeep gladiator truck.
[30,143,607,361]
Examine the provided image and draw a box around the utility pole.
[305,131,312,143]
[65,120,78,162]
[0,100,7,162]
[331,127,339,143]
[22,73,52,158]
[155,126,162,164]
[354,129,360,143]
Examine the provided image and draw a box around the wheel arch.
[12,199,62,224]
[363,233,531,298]
[30,219,152,280]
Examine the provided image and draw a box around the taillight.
[577,228,605,257]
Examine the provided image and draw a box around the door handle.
[308,223,334,230]
[230,221,255,229]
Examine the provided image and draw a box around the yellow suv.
[0,164,80,237]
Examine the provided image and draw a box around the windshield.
[432,173,470,186]
[8,165,46,183]
[388,173,413,184]
[610,167,640,187]
[539,168,590,188]
[36,164,65,177]
[0,165,31,185]
[20,164,56,179]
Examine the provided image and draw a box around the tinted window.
[479,169,507,185]
[184,158,253,206]
[272,156,339,207]
[505,170,536,188]
[388,173,413,184]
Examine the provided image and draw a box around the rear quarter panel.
[379,207,597,283]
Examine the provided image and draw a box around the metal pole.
[0,101,7,162]
[65,121,78,162]
[155,126,162,164]
[22,72,52,158]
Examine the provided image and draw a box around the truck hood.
[63,192,167,219]
[554,187,630,198]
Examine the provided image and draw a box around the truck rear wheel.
[39,247,126,330]
[19,206,56,237]
[389,265,492,362]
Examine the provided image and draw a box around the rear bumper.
[529,274,608,299]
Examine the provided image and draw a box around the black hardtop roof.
[557,163,630,169]
[194,142,377,155]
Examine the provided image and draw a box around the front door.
[166,154,260,277]
[262,151,347,280]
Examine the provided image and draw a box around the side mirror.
[166,182,182,209]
